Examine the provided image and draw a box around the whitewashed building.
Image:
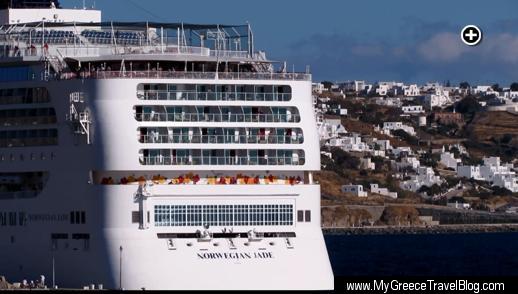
[312,83,325,94]
[403,84,420,97]
[375,84,391,96]
[327,134,370,152]
[318,118,347,140]
[393,156,421,171]
[424,88,451,109]
[370,138,391,152]
[341,184,367,197]
[340,80,366,93]
[457,165,483,180]
[499,91,518,100]
[457,157,518,192]
[391,146,413,158]
[440,152,461,170]
[402,105,424,114]
[374,97,402,107]
[370,184,398,199]
[473,85,497,96]
[382,122,416,136]
[360,157,376,170]
[400,167,442,192]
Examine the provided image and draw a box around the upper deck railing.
[0,44,250,59]
[66,71,311,81]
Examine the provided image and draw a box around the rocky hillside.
[464,111,518,160]
[467,111,518,142]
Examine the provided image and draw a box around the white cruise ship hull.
[0,77,334,290]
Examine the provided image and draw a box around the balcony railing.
[75,71,311,81]
[137,90,292,102]
[140,134,303,144]
[140,156,304,166]
[135,112,301,123]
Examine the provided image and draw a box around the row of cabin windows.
[0,152,55,162]
[0,108,57,126]
[154,204,294,227]
[0,87,49,105]
[0,129,58,147]
[0,66,37,83]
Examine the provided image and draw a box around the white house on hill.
[341,184,368,197]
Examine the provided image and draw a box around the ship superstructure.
[0,0,333,290]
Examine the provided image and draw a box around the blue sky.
[66,0,518,85]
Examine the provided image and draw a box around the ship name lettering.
[197,252,273,260]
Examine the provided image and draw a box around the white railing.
[0,44,249,59]
[76,71,311,81]
[135,112,301,123]
[140,134,304,144]
[140,156,304,166]
[137,90,292,102]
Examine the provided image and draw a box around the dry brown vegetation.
[468,112,518,142]
[379,206,421,226]
[464,111,518,160]
[322,206,373,227]
[378,206,422,226]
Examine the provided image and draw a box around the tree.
[418,184,443,196]
[492,186,513,196]
[459,81,470,89]
[332,147,360,169]
[510,82,518,91]
[392,129,418,146]
[322,147,361,177]
[321,81,334,90]
[491,83,502,92]
[501,133,513,145]
[455,96,481,115]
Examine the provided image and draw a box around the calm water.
[324,232,518,276]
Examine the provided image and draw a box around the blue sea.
[325,232,518,276]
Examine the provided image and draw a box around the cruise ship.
[0,0,334,290]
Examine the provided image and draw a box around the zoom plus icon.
[461,25,482,46]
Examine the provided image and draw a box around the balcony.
[140,156,304,166]
[139,133,303,144]
[135,112,300,123]
[137,90,292,102]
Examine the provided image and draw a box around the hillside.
[468,111,518,141]
[464,111,518,160]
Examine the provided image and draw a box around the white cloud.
[479,33,518,63]
[417,32,467,62]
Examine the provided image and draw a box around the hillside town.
[314,80,518,227]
